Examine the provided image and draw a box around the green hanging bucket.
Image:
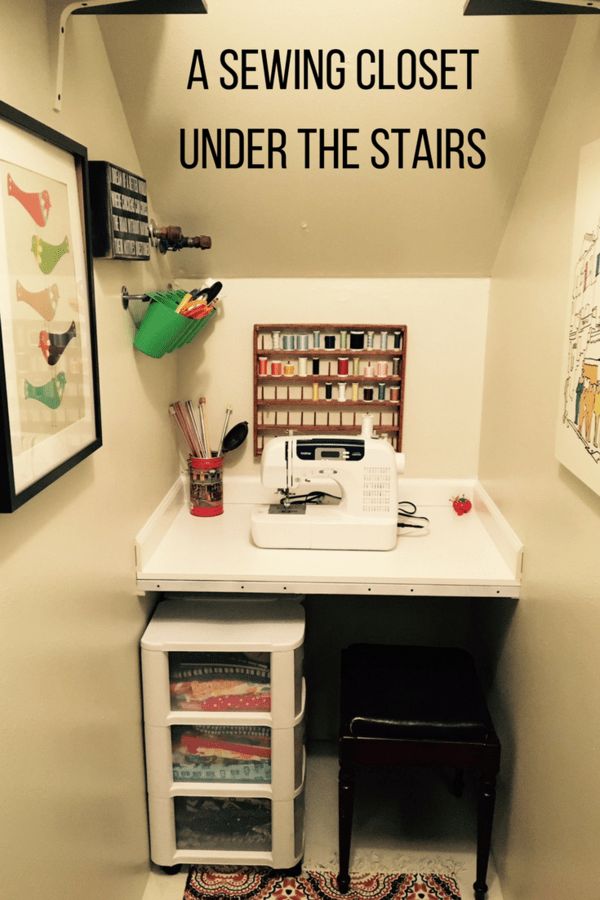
[133,290,216,358]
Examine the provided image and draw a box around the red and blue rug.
[184,868,461,900]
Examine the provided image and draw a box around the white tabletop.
[135,477,522,598]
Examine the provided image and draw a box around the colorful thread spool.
[338,357,349,376]
[312,382,319,401]
[284,361,296,377]
[377,382,386,400]
[380,331,388,350]
[366,330,375,349]
[339,330,348,349]
[392,357,400,375]
[352,382,359,402]
[363,386,374,402]
[390,385,400,401]
[258,356,268,376]
[312,330,321,348]
[270,360,283,377]
[282,333,295,351]
[297,333,309,351]
[352,357,360,376]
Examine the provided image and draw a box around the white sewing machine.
[251,418,405,551]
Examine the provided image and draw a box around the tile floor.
[141,743,503,900]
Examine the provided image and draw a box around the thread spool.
[338,382,347,402]
[272,330,281,350]
[364,363,375,377]
[283,361,296,377]
[363,386,374,402]
[312,357,320,375]
[312,330,321,348]
[350,330,365,349]
[380,330,388,350]
[298,357,308,376]
[352,357,360,376]
[377,382,386,400]
[392,357,400,375]
[297,333,309,351]
[282,333,295,351]
[325,382,333,400]
[338,357,349,376]
[312,382,319,401]
[270,360,283,377]
[393,330,402,349]
[376,360,388,377]
[339,330,348,349]
[366,330,375,349]
[324,334,336,350]
[390,385,400,401]
[352,382,359,402]
[258,356,268,376]
[362,413,374,438]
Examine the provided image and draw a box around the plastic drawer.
[142,649,304,728]
[147,784,305,868]
[145,718,306,797]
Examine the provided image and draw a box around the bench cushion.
[340,644,496,742]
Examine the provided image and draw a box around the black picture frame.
[0,101,102,513]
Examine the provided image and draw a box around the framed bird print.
[0,101,101,512]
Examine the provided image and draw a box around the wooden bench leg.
[473,775,496,900]
[337,761,354,894]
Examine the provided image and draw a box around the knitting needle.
[170,403,198,456]
[186,400,204,458]
[198,397,210,458]
[216,405,233,458]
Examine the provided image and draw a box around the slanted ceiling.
[99,0,573,277]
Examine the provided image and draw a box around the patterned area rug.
[184,868,461,900]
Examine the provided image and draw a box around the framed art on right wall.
[556,137,600,495]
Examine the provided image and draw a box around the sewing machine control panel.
[295,438,365,462]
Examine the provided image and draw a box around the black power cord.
[280,490,342,506]
[397,500,430,530]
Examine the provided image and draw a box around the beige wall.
[176,277,489,478]
[0,5,177,899]
[100,2,572,278]
[478,19,600,899]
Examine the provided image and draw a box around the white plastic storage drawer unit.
[141,597,306,870]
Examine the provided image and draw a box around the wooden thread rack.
[253,323,407,456]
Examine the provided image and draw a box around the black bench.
[337,644,501,900]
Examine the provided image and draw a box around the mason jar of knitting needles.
[189,456,224,517]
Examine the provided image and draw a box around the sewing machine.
[251,418,405,551]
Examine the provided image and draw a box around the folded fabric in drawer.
[169,652,271,712]
[169,653,271,712]
[172,725,271,783]
[174,796,271,851]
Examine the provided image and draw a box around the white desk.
[135,477,522,598]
